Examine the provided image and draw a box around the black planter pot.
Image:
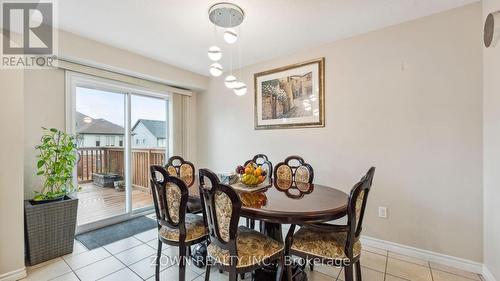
[24,195,78,265]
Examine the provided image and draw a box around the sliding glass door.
[75,87,126,226]
[130,94,168,212]
[68,73,170,232]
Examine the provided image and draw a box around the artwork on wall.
[254,58,325,129]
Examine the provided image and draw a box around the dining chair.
[150,165,208,281]
[274,155,314,184]
[285,167,376,281]
[274,155,314,271]
[165,156,202,214]
[243,154,273,230]
[199,168,285,281]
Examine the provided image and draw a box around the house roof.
[76,112,125,135]
[132,119,166,139]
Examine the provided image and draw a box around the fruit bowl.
[235,163,267,186]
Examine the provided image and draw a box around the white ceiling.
[58,0,478,76]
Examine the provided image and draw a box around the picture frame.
[254,58,325,130]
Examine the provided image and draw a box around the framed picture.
[254,58,325,129]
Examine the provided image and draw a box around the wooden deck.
[76,183,153,225]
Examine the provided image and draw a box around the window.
[106,136,115,146]
[119,136,123,147]
[95,136,100,147]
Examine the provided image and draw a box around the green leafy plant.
[34,127,77,201]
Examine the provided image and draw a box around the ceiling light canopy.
[208,3,245,28]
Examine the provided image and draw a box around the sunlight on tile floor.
[22,226,485,281]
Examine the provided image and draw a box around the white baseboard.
[0,268,26,281]
[361,236,483,274]
[483,265,498,281]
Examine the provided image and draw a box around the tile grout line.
[95,246,139,281]
[429,261,435,281]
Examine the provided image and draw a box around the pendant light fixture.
[207,46,222,61]
[209,63,223,77]
[223,28,238,44]
[207,3,247,96]
[224,75,237,88]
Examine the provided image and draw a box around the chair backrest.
[165,156,195,187]
[274,155,314,183]
[198,168,241,259]
[150,165,189,236]
[244,154,273,178]
[345,167,376,257]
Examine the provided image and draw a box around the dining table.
[185,176,349,281]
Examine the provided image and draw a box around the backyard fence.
[77,147,166,189]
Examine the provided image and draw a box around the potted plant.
[24,128,79,265]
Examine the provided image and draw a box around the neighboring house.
[131,119,167,148]
[76,112,125,148]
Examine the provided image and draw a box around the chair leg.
[156,240,162,281]
[276,256,285,281]
[308,259,314,271]
[240,273,245,279]
[344,264,354,281]
[204,264,211,281]
[229,268,238,281]
[250,219,255,230]
[355,261,362,281]
[246,218,250,228]
[286,262,294,281]
[179,246,187,281]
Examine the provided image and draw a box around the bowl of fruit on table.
[235,163,267,186]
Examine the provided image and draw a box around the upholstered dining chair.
[243,154,273,230]
[150,165,207,281]
[165,156,202,214]
[199,168,285,281]
[274,155,314,184]
[273,155,315,270]
[285,167,376,281]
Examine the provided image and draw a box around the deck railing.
[77,147,166,189]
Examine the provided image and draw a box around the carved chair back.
[274,155,314,184]
[165,156,195,187]
[198,168,241,261]
[150,165,189,238]
[244,154,273,179]
[345,167,376,258]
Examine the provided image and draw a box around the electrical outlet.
[378,207,388,218]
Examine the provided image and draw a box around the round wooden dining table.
[187,178,349,281]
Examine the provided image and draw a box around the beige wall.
[198,3,483,262]
[482,0,500,279]
[0,70,26,279]
[23,69,66,199]
[58,30,209,91]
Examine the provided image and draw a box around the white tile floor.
[22,227,485,281]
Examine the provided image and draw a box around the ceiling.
[58,0,478,76]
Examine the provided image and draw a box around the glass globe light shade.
[224,75,238,88]
[233,81,247,96]
[223,28,238,44]
[209,63,223,77]
[207,46,222,61]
